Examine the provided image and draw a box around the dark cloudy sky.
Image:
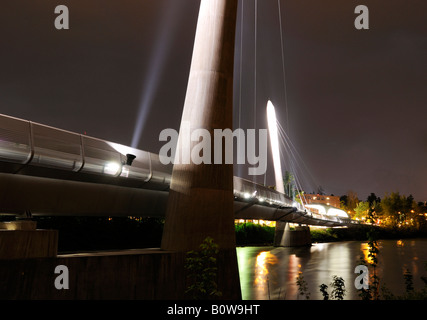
[0,0,426,201]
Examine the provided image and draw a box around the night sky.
[1,0,426,201]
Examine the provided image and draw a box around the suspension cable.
[277,121,319,190]
[278,129,309,206]
[277,0,290,131]
[277,121,320,204]
[254,0,258,131]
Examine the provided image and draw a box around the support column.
[275,222,312,247]
[160,0,240,299]
[274,221,287,247]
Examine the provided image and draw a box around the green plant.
[367,232,380,299]
[330,276,346,300]
[358,255,373,300]
[235,222,275,245]
[403,269,414,294]
[358,206,381,300]
[185,237,222,300]
[319,283,329,300]
[319,276,346,300]
[394,267,427,300]
[295,271,310,300]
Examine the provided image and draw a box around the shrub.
[185,237,222,300]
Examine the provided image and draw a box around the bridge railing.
[233,176,295,208]
[0,113,172,189]
[232,177,364,225]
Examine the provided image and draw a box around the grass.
[235,223,275,246]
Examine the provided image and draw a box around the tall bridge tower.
[160,0,241,299]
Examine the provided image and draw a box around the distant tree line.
[340,191,427,230]
[279,171,427,231]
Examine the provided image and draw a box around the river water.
[236,239,427,300]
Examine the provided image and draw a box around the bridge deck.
[0,113,365,227]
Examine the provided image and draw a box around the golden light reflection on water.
[254,251,278,289]
[361,243,375,264]
[239,240,427,300]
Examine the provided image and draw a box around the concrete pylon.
[274,221,288,246]
[275,222,312,247]
[160,0,240,299]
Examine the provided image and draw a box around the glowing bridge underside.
[0,114,363,228]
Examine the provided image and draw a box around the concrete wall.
[0,229,58,259]
[0,249,241,300]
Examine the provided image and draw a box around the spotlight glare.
[104,162,121,176]
[267,101,285,194]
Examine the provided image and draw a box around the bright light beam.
[131,2,184,149]
[267,100,285,194]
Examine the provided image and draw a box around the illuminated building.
[300,193,341,209]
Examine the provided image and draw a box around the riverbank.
[236,222,427,246]
[4,217,427,251]
[311,226,427,244]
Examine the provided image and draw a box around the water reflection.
[254,251,278,299]
[237,239,427,300]
[361,243,375,264]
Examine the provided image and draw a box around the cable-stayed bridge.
[0,113,363,229]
